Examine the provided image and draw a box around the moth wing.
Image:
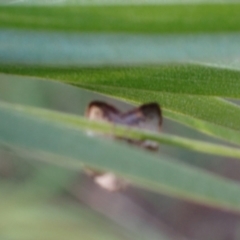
[119,103,162,151]
[121,103,162,132]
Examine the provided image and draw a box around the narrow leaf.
[1,102,240,212]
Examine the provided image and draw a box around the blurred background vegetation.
[1,1,240,240]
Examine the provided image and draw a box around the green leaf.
[2,65,240,97]
[2,101,240,159]
[2,65,240,146]
[1,4,240,33]
[1,101,240,213]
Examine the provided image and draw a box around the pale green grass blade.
[2,102,240,212]
[2,101,240,159]
[1,31,240,68]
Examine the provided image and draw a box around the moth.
[84,101,162,191]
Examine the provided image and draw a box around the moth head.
[87,105,105,121]
[85,101,120,122]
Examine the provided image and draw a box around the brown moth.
[84,101,162,191]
